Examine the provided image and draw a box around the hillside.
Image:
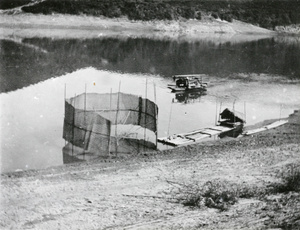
[1,0,299,30]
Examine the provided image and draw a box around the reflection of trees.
[1,37,299,92]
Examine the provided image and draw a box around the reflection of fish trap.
[63,92,158,162]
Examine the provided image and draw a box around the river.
[1,33,300,173]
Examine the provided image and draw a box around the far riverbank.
[0,13,276,40]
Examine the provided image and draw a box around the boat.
[158,108,245,146]
[168,74,208,92]
[158,125,241,146]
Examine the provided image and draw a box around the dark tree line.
[1,0,299,29]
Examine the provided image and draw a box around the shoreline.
[0,13,276,40]
[1,110,299,229]
[2,110,299,176]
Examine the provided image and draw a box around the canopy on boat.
[220,108,246,123]
[172,74,205,81]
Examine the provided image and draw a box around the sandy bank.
[0,13,275,42]
[1,110,299,229]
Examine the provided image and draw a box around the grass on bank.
[1,0,299,29]
[166,163,300,212]
[275,163,300,193]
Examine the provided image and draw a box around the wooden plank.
[177,126,228,137]
[185,133,210,141]
[176,129,207,137]
[158,135,192,146]
[165,137,192,146]
[208,126,233,132]
[190,135,211,141]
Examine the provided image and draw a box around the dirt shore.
[0,13,275,41]
[1,110,299,229]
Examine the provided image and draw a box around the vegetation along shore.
[0,0,299,34]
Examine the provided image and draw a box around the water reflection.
[1,68,299,172]
[1,34,300,173]
[173,91,207,104]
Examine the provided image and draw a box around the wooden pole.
[64,84,67,146]
[144,78,148,152]
[153,82,157,103]
[215,97,218,126]
[72,93,76,156]
[108,88,112,155]
[84,84,87,159]
[218,101,222,124]
[115,82,121,155]
[233,99,236,126]
[84,84,87,123]
[110,88,112,120]
[153,82,158,149]
[233,100,236,136]
[167,100,173,138]
[244,101,246,123]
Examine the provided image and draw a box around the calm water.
[1,35,300,173]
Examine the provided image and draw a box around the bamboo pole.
[244,101,246,123]
[167,100,173,138]
[84,84,87,159]
[218,101,222,125]
[108,88,112,156]
[72,93,76,156]
[215,97,218,126]
[233,99,236,120]
[144,78,148,152]
[115,82,121,155]
[64,84,67,146]
[153,82,158,149]
[110,88,112,121]
[233,99,236,136]
[84,84,87,125]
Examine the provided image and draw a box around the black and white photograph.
[1,0,299,229]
